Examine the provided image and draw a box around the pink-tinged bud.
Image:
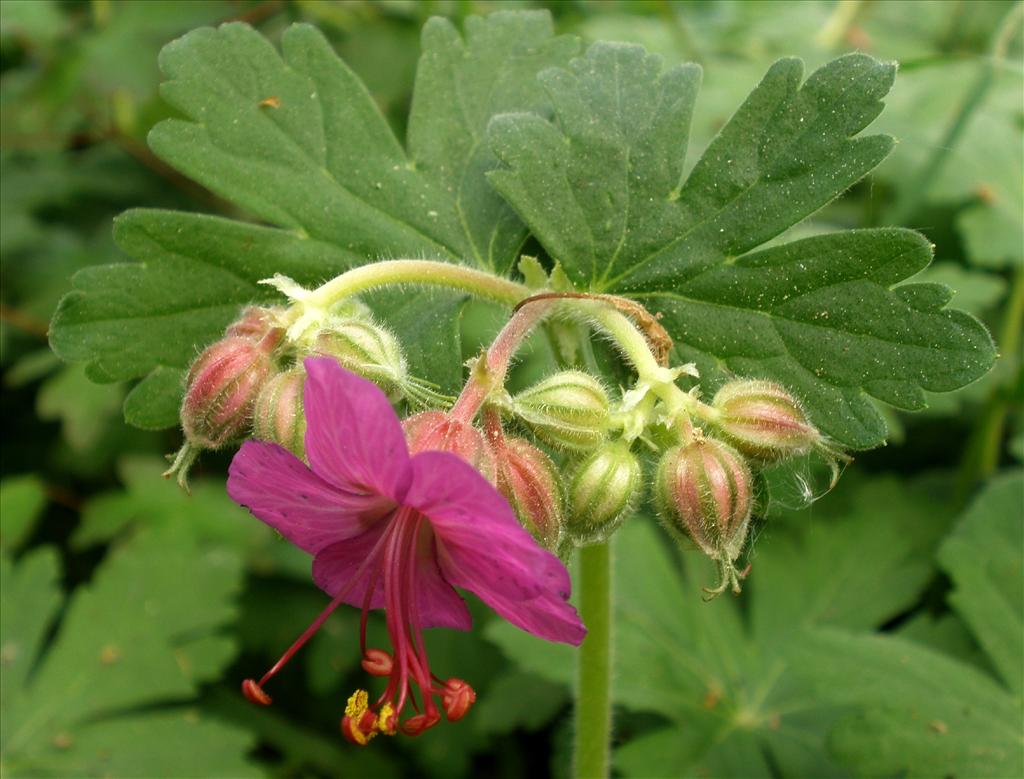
[403,411,496,483]
[182,335,277,449]
[253,367,306,459]
[493,437,563,550]
[225,306,283,342]
[711,380,819,461]
[512,371,610,452]
[655,436,754,594]
[567,441,641,544]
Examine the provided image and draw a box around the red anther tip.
[242,679,272,706]
[441,678,476,722]
[401,711,441,736]
[341,710,378,746]
[361,648,393,677]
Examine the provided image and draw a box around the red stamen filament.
[243,505,475,739]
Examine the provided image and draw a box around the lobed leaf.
[488,45,996,448]
[50,13,578,422]
[937,473,1024,695]
[0,529,254,777]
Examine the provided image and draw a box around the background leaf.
[0,528,255,778]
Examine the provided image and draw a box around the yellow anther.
[345,689,369,719]
[376,702,397,735]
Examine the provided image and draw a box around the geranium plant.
[45,9,999,778]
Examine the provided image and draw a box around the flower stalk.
[573,541,613,779]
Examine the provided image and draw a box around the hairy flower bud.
[182,335,277,449]
[512,371,610,452]
[711,380,819,461]
[655,436,753,592]
[403,411,496,483]
[225,305,283,342]
[567,441,641,544]
[253,367,306,459]
[493,437,563,550]
[314,319,407,401]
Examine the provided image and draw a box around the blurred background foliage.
[1,1,1021,777]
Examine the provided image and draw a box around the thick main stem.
[573,541,613,779]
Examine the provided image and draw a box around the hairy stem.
[306,260,527,310]
[573,541,613,779]
[957,267,1023,499]
[449,297,559,422]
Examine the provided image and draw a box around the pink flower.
[228,357,585,743]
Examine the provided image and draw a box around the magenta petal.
[411,546,473,631]
[302,357,412,502]
[312,523,471,631]
[485,590,586,646]
[228,440,395,554]
[406,452,584,644]
[312,525,389,609]
[405,452,549,601]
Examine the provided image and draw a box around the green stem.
[306,259,527,309]
[956,267,1024,499]
[573,541,613,779]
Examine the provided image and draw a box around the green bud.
[313,319,406,401]
[512,371,610,452]
[711,379,820,461]
[567,441,641,544]
[253,367,306,459]
[655,435,754,596]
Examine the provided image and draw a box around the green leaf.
[36,364,125,450]
[792,630,1023,779]
[487,46,996,448]
[0,475,47,553]
[937,473,1024,694]
[750,475,954,641]
[0,530,256,777]
[50,13,578,423]
[792,473,1024,779]
[473,670,570,735]
[906,261,1006,317]
[73,456,309,579]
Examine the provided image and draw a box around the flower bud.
[711,380,819,461]
[181,335,277,449]
[314,319,407,401]
[493,437,563,550]
[512,371,610,452]
[655,436,753,565]
[403,411,496,483]
[225,305,283,342]
[567,441,641,544]
[253,367,306,459]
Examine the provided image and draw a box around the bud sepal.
[566,440,642,545]
[511,371,610,452]
[710,380,820,461]
[492,436,564,550]
[655,434,754,596]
